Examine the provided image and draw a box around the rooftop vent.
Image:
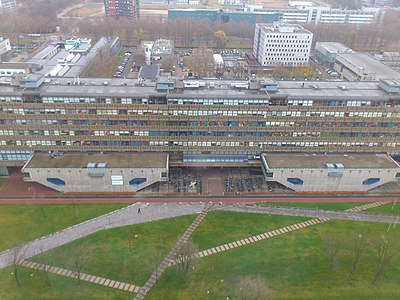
[325,163,335,169]
[97,162,107,168]
[87,162,96,168]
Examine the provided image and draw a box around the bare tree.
[8,245,28,287]
[37,248,53,286]
[235,275,271,300]
[174,241,199,284]
[72,245,86,286]
[323,233,341,284]
[372,237,397,284]
[214,30,228,50]
[348,234,364,284]
[185,48,214,77]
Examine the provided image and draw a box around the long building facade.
[1,76,400,167]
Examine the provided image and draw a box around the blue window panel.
[287,178,304,185]
[88,172,104,178]
[328,172,343,177]
[362,178,380,185]
[129,178,147,186]
[47,178,65,186]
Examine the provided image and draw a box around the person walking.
[138,207,141,213]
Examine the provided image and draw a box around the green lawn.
[366,202,400,215]
[33,215,197,286]
[0,266,131,300]
[190,211,308,250]
[149,219,400,299]
[0,204,127,251]
[258,202,368,211]
[0,177,6,188]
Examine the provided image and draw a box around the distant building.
[0,37,11,56]
[103,0,140,19]
[253,22,313,67]
[168,9,281,24]
[315,42,355,65]
[0,0,17,14]
[334,52,400,81]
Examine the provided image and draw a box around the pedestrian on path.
[138,207,141,213]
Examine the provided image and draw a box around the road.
[0,195,398,204]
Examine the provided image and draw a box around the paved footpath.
[135,207,210,300]
[172,202,392,263]
[214,202,400,223]
[0,202,206,269]
[18,260,141,293]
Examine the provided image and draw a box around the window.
[395,173,400,179]
[47,178,65,186]
[129,178,147,185]
[362,178,380,186]
[287,178,304,185]
[161,172,168,178]
[265,172,274,178]
[111,175,124,186]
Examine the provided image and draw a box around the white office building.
[253,22,313,67]
[0,0,17,14]
[0,37,11,56]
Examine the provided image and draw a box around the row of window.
[2,130,399,138]
[1,140,396,148]
[1,108,396,118]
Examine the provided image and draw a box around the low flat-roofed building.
[334,52,400,81]
[261,153,400,192]
[315,42,354,65]
[22,152,169,193]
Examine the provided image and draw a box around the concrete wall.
[22,167,168,193]
[265,168,399,192]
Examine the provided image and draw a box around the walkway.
[0,202,206,269]
[135,207,210,300]
[18,260,141,293]
[172,202,390,263]
[215,202,400,223]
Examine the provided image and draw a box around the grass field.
[0,266,131,300]
[0,204,127,251]
[33,215,197,286]
[258,202,367,211]
[149,219,400,299]
[366,202,400,215]
[190,211,308,250]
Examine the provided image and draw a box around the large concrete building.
[168,9,281,24]
[104,0,140,19]
[261,153,400,192]
[1,75,400,171]
[169,6,384,25]
[22,152,168,193]
[253,22,313,67]
[0,0,17,14]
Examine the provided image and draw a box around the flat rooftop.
[316,42,354,54]
[337,53,400,80]
[25,152,168,169]
[263,153,400,169]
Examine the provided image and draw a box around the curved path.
[215,202,400,223]
[0,202,205,269]
[0,201,398,270]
